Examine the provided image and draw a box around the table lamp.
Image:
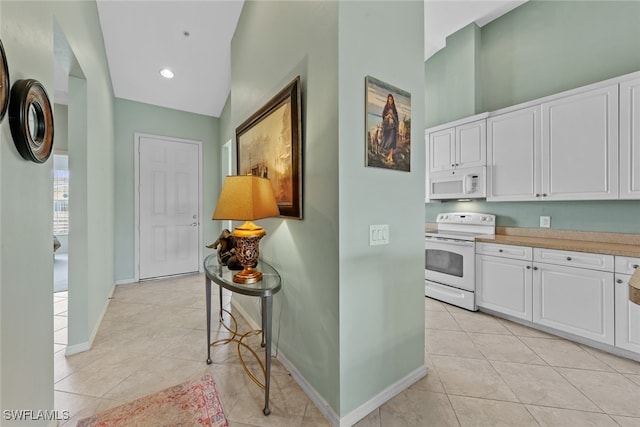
[630,267,640,306]
[212,175,280,284]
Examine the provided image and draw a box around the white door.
[138,135,201,280]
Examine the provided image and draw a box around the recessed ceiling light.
[160,68,174,79]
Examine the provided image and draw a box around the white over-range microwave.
[427,166,486,200]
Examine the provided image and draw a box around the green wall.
[229,0,342,412]
[228,0,425,419]
[444,23,481,121]
[113,98,219,282]
[1,0,115,421]
[337,0,425,416]
[425,0,640,234]
[53,104,69,152]
[481,0,640,113]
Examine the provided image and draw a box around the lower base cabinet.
[476,255,532,321]
[615,274,640,353]
[476,244,618,348]
[532,263,614,345]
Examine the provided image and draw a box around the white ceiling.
[84,0,527,118]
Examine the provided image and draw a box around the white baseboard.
[337,364,427,426]
[229,300,427,427]
[65,283,116,356]
[275,350,341,426]
[65,341,90,356]
[115,278,136,285]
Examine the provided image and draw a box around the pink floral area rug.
[77,372,228,427]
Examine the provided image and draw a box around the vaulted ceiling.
[54,1,527,117]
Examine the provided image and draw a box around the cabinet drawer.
[533,248,614,272]
[476,243,532,260]
[615,256,640,275]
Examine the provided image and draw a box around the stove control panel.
[436,212,495,226]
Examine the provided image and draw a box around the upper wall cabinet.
[620,76,640,199]
[487,105,541,201]
[487,82,620,201]
[427,114,487,173]
[542,84,618,200]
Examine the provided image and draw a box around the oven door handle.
[425,237,475,247]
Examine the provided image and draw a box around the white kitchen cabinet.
[428,118,486,173]
[620,76,640,199]
[486,106,541,201]
[533,262,614,345]
[614,256,640,353]
[542,84,619,200]
[487,83,619,202]
[615,273,640,353]
[476,249,533,321]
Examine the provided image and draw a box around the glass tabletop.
[203,253,281,297]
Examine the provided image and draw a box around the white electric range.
[425,212,495,311]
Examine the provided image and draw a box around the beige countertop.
[426,224,640,258]
[475,234,640,258]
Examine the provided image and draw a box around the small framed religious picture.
[365,76,411,172]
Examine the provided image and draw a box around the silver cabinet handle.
[617,279,625,284]
[533,266,538,271]
[526,265,531,270]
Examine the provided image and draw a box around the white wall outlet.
[369,224,389,246]
[540,216,551,228]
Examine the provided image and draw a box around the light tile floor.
[54,275,640,426]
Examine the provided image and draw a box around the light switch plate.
[540,216,551,228]
[369,224,389,245]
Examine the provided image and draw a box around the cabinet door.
[487,106,541,201]
[476,255,532,321]
[542,85,619,200]
[456,120,486,168]
[615,274,640,353]
[429,128,455,173]
[533,263,614,345]
[620,77,640,199]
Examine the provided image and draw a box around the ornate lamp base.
[233,266,263,284]
[232,231,265,284]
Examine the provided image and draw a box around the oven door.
[424,236,475,291]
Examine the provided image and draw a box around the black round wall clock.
[0,39,10,122]
[9,79,54,163]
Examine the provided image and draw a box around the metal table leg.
[219,284,224,321]
[206,277,212,365]
[261,295,273,415]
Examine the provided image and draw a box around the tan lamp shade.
[630,267,640,306]
[212,175,279,221]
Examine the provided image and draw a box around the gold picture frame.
[236,76,303,219]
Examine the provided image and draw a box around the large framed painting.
[365,75,411,172]
[236,76,302,219]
